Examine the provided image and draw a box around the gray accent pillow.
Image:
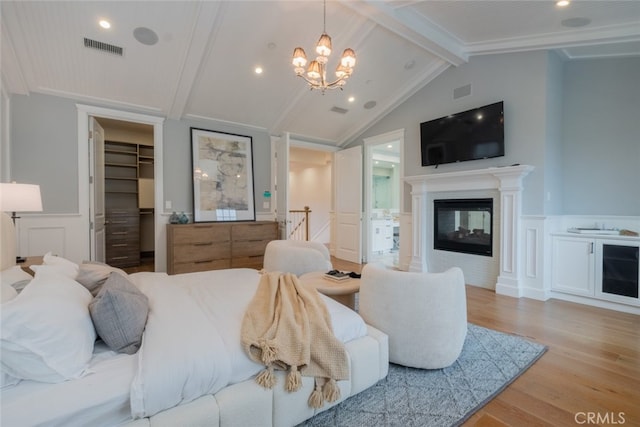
[77,261,128,296]
[89,272,149,354]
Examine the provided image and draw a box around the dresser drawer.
[232,223,277,241]
[171,259,231,275]
[171,224,230,245]
[231,255,264,270]
[173,241,230,263]
[232,239,270,258]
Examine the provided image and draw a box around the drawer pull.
[194,242,213,246]
[112,231,128,235]
[111,244,128,247]
[110,256,129,260]
[110,220,128,224]
[194,259,214,264]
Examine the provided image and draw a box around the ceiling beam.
[167,1,224,119]
[339,0,468,66]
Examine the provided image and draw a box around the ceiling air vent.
[330,106,348,114]
[83,38,123,56]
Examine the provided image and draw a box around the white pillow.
[0,265,33,292]
[0,281,18,303]
[30,252,80,279]
[0,272,96,383]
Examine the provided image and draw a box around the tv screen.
[420,101,504,167]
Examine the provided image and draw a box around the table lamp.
[0,182,43,263]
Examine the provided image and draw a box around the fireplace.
[434,198,493,256]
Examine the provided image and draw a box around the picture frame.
[190,127,255,222]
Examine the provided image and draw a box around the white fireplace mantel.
[404,165,534,297]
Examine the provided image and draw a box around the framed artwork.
[190,127,255,222]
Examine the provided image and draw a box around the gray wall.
[11,93,79,213]
[8,93,272,217]
[347,50,552,215]
[162,118,272,215]
[347,51,640,216]
[561,57,640,215]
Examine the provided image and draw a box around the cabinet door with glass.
[595,239,639,306]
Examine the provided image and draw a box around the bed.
[0,250,389,427]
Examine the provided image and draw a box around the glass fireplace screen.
[434,198,493,256]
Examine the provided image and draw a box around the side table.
[299,271,360,310]
[20,256,44,276]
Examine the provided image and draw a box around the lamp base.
[16,256,26,264]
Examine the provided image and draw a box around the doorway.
[78,104,165,271]
[364,130,404,268]
[94,117,155,270]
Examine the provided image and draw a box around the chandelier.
[291,0,356,93]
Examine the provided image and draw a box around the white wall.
[289,161,332,243]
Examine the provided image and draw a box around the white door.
[89,117,106,262]
[274,133,290,239]
[334,146,362,263]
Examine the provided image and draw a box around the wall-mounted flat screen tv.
[420,101,504,167]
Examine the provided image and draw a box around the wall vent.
[83,38,124,56]
[453,84,471,99]
[330,106,348,114]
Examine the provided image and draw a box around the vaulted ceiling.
[2,1,639,147]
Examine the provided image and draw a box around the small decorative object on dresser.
[166,221,278,274]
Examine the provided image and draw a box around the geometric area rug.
[300,323,547,427]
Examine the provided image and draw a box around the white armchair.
[263,240,332,277]
[359,263,467,369]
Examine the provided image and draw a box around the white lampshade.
[0,183,43,213]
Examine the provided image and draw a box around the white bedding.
[128,269,367,418]
[1,268,368,424]
[1,342,136,427]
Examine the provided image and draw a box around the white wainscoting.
[17,211,277,272]
[16,214,88,263]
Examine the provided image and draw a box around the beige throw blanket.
[241,271,349,408]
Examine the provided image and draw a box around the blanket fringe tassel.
[308,382,325,409]
[259,339,278,365]
[323,378,341,403]
[286,365,302,392]
[256,366,276,389]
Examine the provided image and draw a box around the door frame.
[363,129,405,264]
[77,105,165,271]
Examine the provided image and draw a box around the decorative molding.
[405,165,534,297]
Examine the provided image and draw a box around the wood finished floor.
[126,257,640,426]
[332,257,640,427]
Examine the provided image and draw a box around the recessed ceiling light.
[556,0,570,7]
[387,144,393,149]
[348,96,355,103]
[255,67,263,75]
[99,20,111,29]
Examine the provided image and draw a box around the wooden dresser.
[166,221,278,275]
[105,208,140,268]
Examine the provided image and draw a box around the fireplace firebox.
[434,198,493,256]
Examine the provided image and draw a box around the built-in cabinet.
[372,218,393,253]
[166,221,278,275]
[551,233,639,307]
[104,141,154,267]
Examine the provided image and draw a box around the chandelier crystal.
[292,0,356,93]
